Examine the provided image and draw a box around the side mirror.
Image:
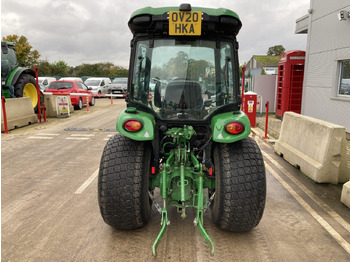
[1,42,8,54]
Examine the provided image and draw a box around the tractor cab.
[1,42,18,83]
[127,4,242,122]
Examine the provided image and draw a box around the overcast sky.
[1,0,310,68]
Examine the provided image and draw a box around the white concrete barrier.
[43,94,74,117]
[1,97,38,131]
[341,181,350,208]
[274,112,350,184]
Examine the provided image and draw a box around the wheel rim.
[23,83,38,108]
[79,98,83,109]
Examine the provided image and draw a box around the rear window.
[48,82,74,89]
[85,80,101,86]
[112,78,127,84]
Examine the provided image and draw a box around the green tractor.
[98,4,266,257]
[1,41,38,111]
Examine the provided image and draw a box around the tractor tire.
[14,73,38,112]
[211,137,266,232]
[98,134,152,229]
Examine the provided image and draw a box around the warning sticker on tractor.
[169,11,202,35]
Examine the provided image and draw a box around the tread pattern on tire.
[14,74,36,97]
[98,134,151,229]
[211,137,266,232]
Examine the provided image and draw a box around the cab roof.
[128,4,242,37]
[130,6,241,21]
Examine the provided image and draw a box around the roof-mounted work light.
[179,3,192,11]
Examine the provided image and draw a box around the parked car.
[46,80,95,110]
[84,77,111,95]
[109,77,128,97]
[38,77,56,87]
[58,77,83,82]
[39,83,48,92]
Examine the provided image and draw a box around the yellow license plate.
[169,11,202,36]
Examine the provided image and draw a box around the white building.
[245,55,279,76]
[296,1,350,137]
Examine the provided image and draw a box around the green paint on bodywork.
[2,67,21,99]
[116,108,154,141]
[211,111,251,143]
[130,6,240,21]
[2,89,11,98]
[6,67,21,86]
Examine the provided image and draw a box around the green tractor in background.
[98,4,266,257]
[1,41,38,111]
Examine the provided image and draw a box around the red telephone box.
[243,91,257,127]
[276,50,305,118]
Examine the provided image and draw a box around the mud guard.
[211,111,251,143]
[116,107,154,141]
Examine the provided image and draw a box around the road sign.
[56,96,70,118]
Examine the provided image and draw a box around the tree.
[187,59,210,81]
[112,65,128,77]
[27,50,40,68]
[2,34,129,77]
[267,45,285,56]
[37,60,52,75]
[2,34,40,67]
[166,51,189,78]
[51,61,69,76]
[74,63,96,76]
[73,62,128,77]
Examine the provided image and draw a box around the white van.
[84,77,112,94]
[58,77,83,82]
[38,77,56,87]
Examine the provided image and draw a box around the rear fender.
[2,67,22,98]
[7,67,36,86]
[211,111,251,143]
[116,108,154,141]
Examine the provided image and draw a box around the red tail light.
[225,121,245,135]
[123,119,143,132]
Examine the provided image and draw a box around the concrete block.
[341,181,350,208]
[43,94,74,117]
[1,97,38,131]
[274,112,350,184]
